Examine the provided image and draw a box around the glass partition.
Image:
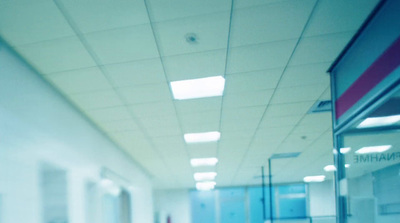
[338,87,400,223]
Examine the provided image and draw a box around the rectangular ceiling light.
[355,145,392,154]
[303,175,326,183]
[190,158,218,167]
[196,181,216,191]
[170,76,225,100]
[323,165,337,172]
[194,172,217,181]
[357,115,400,128]
[339,147,351,154]
[184,131,220,143]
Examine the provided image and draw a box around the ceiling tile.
[140,115,180,130]
[219,139,252,152]
[98,119,140,133]
[270,84,328,104]
[234,0,290,9]
[179,110,221,133]
[253,126,294,144]
[291,124,329,135]
[15,36,96,74]
[109,130,147,148]
[259,115,303,128]
[298,113,332,127]
[264,101,315,117]
[153,12,230,56]
[152,136,185,148]
[45,67,112,94]
[175,97,222,114]
[227,39,297,74]
[163,49,226,81]
[105,58,166,87]
[87,106,131,122]
[230,0,315,47]
[223,89,274,108]
[189,145,217,158]
[155,143,187,157]
[69,90,123,110]
[60,0,149,33]
[222,106,266,122]
[276,141,307,154]
[129,101,176,118]
[224,68,283,93]
[319,87,332,100]
[144,125,182,137]
[221,118,260,132]
[117,83,172,104]
[84,24,159,64]
[220,130,254,142]
[304,0,380,37]
[147,0,231,22]
[187,143,218,151]
[0,0,74,46]
[289,32,354,66]
[278,62,331,88]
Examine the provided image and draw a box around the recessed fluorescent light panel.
[324,165,337,172]
[196,181,216,191]
[357,115,400,128]
[345,164,350,168]
[355,145,392,154]
[194,172,217,181]
[303,175,326,183]
[184,131,220,143]
[190,158,218,167]
[170,76,225,100]
[340,147,351,154]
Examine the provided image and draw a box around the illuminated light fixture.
[190,157,218,167]
[345,164,350,168]
[324,165,337,172]
[170,76,225,100]
[357,115,400,128]
[194,172,217,181]
[196,181,216,191]
[340,147,351,154]
[108,185,121,196]
[100,178,114,187]
[355,145,392,154]
[184,131,220,143]
[303,175,326,183]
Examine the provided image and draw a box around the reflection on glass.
[342,89,400,223]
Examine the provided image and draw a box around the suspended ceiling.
[0,0,380,189]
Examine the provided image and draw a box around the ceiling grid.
[0,0,381,188]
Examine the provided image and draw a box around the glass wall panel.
[340,88,400,223]
[248,187,270,223]
[219,188,246,223]
[190,191,216,223]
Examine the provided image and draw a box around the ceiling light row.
[170,76,224,191]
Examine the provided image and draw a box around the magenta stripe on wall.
[335,36,400,119]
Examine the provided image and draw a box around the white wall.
[154,190,191,223]
[308,180,336,217]
[0,40,153,223]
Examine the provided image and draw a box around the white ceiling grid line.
[228,0,320,185]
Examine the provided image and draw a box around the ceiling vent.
[308,100,332,113]
[270,152,301,159]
